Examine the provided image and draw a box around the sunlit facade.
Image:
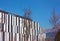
[0,10,46,41]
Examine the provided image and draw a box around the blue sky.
[0,0,60,29]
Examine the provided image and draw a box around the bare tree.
[23,8,32,41]
[24,8,32,19]
[49,9,59,28]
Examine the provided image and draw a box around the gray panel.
[0,32,3,41]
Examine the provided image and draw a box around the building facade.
[0,10,46,41]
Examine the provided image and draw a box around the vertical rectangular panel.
[8,14,10,32]
[0,12,2,23]
[30,21,32,41]
[9,33,11,41]
[0,12,2,31]
[20,18,22,34]
[37,23,39,41]
[9,15,11,33]
[12,16,14,33]
[15,33,16,41]
[11,16,16,33]
[13,33,15,41]
[11,33,13,41]
[35,22,37,36]
[12,15,16,33]
[32,21,34,41]
[4,14,8,32]
[13,23,15,33]
[16,33,19,41]
[19,18,20,33]
[2,13,4,24]
[2,13,5,32]
[14,16,16,26]
[31,33,32,41]
[17,17,20,33]
[28,35,30,41]
[6,14,8,32]
[1,13,4,32]
[22,18,23,34]
[4,14,6,32]
[22,34,24,41]
[12,15,14,26]
[0,32,3,41]
[3,24,5,32]
[5,32,9,41]
[22,19,24,34]
[17,17,19,26]
[15,26,17,33]
[19,34,20,41]
[30,28,32,41]
[7,32,9,41]
[18,17,20,33]
[20,34,23,41]
[5,32,7,41]
[38,23,40,41]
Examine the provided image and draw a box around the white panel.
[30,28,32,36]
[5,32,6,41]
[20,18,23,34]
[14,16,16,25]
[12,15,16,26]
[4,24,6,32]
[12,16,17,33]
[7,32,9,41]
[0,32,3,41]
[5,32,9,41]
[31,35,32,41]
[16,33,19,41]
[13,33,15,41]
[20,18,22,34]
[22,19,24,28]
[13,25,17,33]
[6,14,8,32]
[28,35,30,41]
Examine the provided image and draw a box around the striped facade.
[0,10,46,41]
